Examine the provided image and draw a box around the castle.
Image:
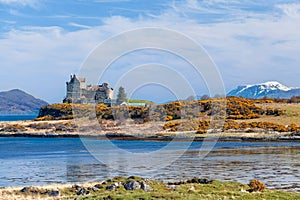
[63,74,114,104]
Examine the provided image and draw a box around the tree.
[117,86,127,103]
[201,94,210,100]
[186,95,195,101]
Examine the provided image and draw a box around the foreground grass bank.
[1,176,299,200]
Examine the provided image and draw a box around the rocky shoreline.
[0,119,299,142]
[0,132,300,142]
[0,176,299,200]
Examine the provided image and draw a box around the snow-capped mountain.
[227,81,300,99]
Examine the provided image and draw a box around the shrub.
[265,108,285,116]
[196,128,207,134]
[3,124,26,132]
[165,115,173,121]
[34,115,54,121]
[163,121,181,131]
[248,179,266,192]
[287,123,299,132]
[225,97,262,119]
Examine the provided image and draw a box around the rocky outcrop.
[20,187,60,197]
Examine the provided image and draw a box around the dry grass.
[242,103,300,126]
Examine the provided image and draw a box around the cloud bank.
[0,0,299,103]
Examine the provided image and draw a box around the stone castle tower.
[64,74,114,104]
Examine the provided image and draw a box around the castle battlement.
[63,74,114,105]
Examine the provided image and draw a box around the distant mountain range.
[0,89,48,115]
[227,81,300,99]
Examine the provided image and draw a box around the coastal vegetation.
[31,96,300,136]
[0,176,299,200]
[37,97,281,121]
[1,96,300,139]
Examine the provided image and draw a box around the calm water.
[0,115,37,122]
[0,137,299,192]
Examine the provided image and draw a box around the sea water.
[0,115,37,122]
[0,137,299,192]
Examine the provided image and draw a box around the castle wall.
[64,75,114,105]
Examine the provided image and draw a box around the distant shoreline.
[1,119,300,142]
[1,131,300,142]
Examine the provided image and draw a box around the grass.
[127,99,154,104]
[243,103,300,126]
[1,177,299,200]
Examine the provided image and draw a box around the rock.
[20,187,29,193]
[103,195,114,200]
[191,177,198,183]
[72,184,82,190]
[46,190,60,197]
[106,184,116,191]
[168,180,185,186]
[187,177,199,183]
[144,178,150,183]
[20,187,40,194]
[198,178,213,184]
[124,180,141,190]
[88,186,99,192]
[76,187,88,195]
[166,185,178,190]
[188,186,196,192]
[141,181,152,192]
[112,182,119,187]
[94,183,103,189]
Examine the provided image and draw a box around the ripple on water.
[0,138,299,192]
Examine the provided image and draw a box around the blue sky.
[1,0,300,103]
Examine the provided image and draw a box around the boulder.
[94,183,103,189]
[106,184,116,191]
[76,187,88,195]
[46,190,60,197]
[166,185,178,190]
[88,186,99,192]
[20,187,29,193]
[198,178,213,184]
[124,180,141,190]
[141,181,152,192]
[72,185,82,190]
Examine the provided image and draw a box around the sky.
[1,0,300,103]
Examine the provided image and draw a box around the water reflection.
[0,138,299,192]
[64,146,300,192]
[154,146,300,192]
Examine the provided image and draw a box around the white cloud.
[0,26,108,102]
[0,0,39,7]
[95,3,300,90]
[1,1,300,102]
[277,3,300,18]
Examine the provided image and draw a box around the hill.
[0,89,48,115]
[227,81,300,99]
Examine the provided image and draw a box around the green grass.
[127,99,154,104]
[2,177,299,200]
